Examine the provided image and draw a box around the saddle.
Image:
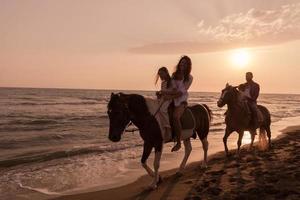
[242,101,264,126]
[168,102,196,141]
[144,98,196,143]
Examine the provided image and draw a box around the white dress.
[158,81,172,129]
[173,75,193,107]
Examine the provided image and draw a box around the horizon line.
[0,86,299,95]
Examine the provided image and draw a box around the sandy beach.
[52,126,300,200]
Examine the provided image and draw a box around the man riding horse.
[218,72,271,156]
[239,72,260,130]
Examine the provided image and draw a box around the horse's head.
[217,83,239,108]
[107,93,131,142]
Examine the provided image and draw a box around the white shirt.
[173,75,193,107]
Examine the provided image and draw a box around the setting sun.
[231,49,250,68]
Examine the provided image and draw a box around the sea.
[0,87,300,200]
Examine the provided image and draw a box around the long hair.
[155,67,172,88]
[174,55,192,82]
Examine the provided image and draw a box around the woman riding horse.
[159,56,193,152]
[107,56,211,189]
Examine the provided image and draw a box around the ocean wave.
[211,122,224,127]
[210,128,225,133]
[0,143,143,168]
[69,115,107,121]
[1,114,106,125]
[18,182,61,195]
[3,119,60,126]
[79,97,108,102]
[14,101,100,106]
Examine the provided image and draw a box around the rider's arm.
[184,75,193,90]
[251,84,260,101]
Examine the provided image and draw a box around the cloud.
[130,3,300,54]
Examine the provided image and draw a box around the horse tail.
[202,104,213,122]
[258,105,271,126]
[258,105,271,150]
[259,127,268,150]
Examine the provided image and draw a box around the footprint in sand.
[294,172,300,179]
[184,180,194,185]
[226,162,240,168]
[206,187,222,196]
[208,170,226,176]
[249,161,262,168]
[229,177,237,182]
[184,195,202,200]
[263,175,279,183]
[200,180,210,188]
[263,185,280,195]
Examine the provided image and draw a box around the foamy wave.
[0,143,143,168]
[15,101,100,106]
[18,182,60,195]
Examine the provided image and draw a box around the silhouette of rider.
[239,72,260,128]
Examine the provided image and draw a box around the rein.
[124,121,139,133]
[124,99,165,133]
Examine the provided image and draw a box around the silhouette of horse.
[217,84,271,157]
[107,93,212,189]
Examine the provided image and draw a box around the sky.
[1,0,300,94]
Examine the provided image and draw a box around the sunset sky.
[1,0,300,94]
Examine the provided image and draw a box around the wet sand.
[52,126,300,200]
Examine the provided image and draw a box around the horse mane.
[227,86,240,104]
[107,94,118,110]
[126,94,150,115]
[108,93,149,113]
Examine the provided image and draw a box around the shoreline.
[52,125,300,200]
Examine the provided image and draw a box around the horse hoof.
[235,154,241,160]
[148,183,158,190]
[175,172,183,177]
[201,163,208,169]
[158,176,163,185]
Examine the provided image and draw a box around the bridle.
[218,89,228,105]
[219,86,239,104]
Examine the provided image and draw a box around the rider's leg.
[172,104,185,152]
[249,102,259,128]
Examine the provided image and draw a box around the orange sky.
[1,0,300,94]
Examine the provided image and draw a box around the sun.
[231,49,250,68]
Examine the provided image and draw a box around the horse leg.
[249,130,256,150]
[201,137,209,168]
[141,143,154,177]
[177,139,192,174]
[223,128,231,157]
[237,131,244,156]
[266,126,272,149]
[149,149,162,189]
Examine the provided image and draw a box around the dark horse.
[107,93,212,189]
[217,84,271,157]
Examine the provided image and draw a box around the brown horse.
[107,93,212,189]
[217,85,271,157]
